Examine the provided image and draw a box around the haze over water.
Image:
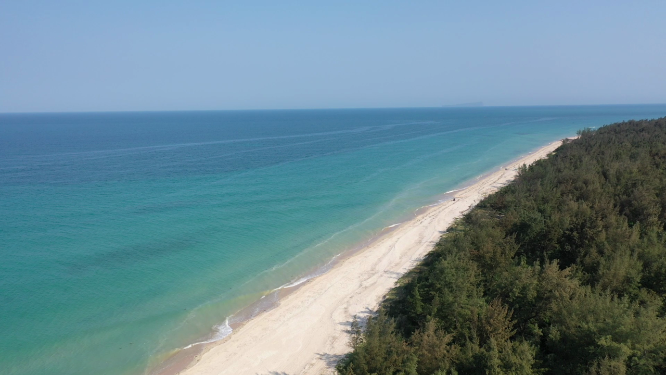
[1,105,665,374]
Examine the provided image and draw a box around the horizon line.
[2,102,666,115]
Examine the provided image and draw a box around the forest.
[337,117,666,375]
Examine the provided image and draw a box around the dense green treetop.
[337,117,666,375]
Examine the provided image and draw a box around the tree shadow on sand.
[338,307,374,331]
[317,352,347,368]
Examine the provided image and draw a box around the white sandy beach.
[177,139,566,375]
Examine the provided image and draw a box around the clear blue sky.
[1,1,665,112]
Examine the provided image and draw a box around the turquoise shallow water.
[1,105,665,374]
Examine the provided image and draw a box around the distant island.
[338,117,666,374]
[442,101,484,107]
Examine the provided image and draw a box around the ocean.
[1,105,665,374]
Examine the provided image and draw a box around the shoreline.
[157,138,569,375]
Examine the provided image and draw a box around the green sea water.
[1,106,665,374]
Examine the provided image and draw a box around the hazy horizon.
[2,1,665,113]
[3,103,666,115]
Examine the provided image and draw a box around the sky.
[1,1,665,113]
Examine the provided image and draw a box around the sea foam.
[182,318,233,349]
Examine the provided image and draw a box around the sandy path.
[178,139,565,375]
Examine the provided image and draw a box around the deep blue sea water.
[1,105,665,374]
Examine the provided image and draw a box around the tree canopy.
[337,117,666,375]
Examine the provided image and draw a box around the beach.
[8,106,652,375]
[173,138,567,375]
[5,2,666,373]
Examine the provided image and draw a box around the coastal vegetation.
[337,117,666,374]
